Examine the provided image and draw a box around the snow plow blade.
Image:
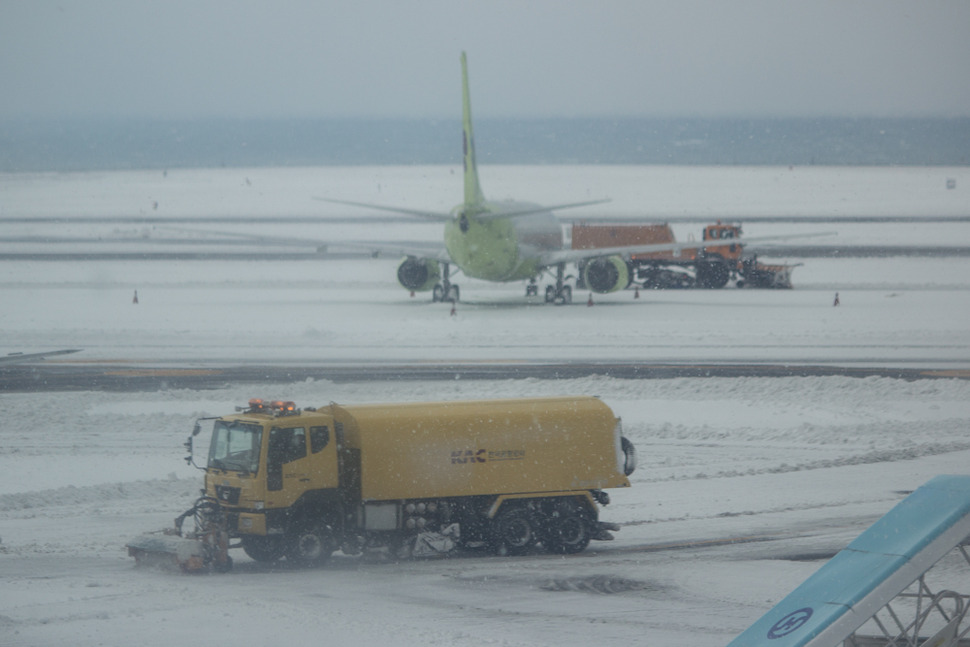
[127,532,209,572]
[126,496,232,573]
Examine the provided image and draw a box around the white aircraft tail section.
[726,475,970,647]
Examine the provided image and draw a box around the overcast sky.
[2,1,969,120]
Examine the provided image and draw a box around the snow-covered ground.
[3,165,969,221]
[1,165,969,646]
[3,377,969,646]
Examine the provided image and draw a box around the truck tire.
[490,506,537,556]
[285,521,335,567]
[696,256,730,289]
[542,503,591,555]
[242,535,284,563]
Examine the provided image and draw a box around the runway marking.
[101,369,224,377]
[920,369,970,378]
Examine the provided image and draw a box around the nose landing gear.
[432,263,460,303]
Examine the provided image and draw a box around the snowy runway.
[2,376,969,646]
[1,165,969,645]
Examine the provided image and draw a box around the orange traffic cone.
[634,287,640,299]
[587,293,594,307]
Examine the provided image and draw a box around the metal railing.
[845,545,970,647]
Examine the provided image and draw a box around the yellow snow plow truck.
[127,396,637,572]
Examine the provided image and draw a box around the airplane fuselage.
[443,200,563,282]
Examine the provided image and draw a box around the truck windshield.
[208,420,262,474]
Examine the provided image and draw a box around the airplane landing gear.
[542,263,573,305]
[432,263,460,303]
[557,285,572,305]
[544,285,572,305]
[432,284,460,302]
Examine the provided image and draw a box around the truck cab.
[701,222,744,261]
[201,400,345,563]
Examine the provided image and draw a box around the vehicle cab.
[197,399,340,538]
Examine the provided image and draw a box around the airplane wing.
[316,198,454,222]
[0,349,81,365]
[338,239,451,262]
[725,474,970,647]
[472,199,612,222]
[157,227,451,263]
[537,231,836,267]
[319,197,611,223]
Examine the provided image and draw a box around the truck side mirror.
[184,417,217,470]
[185,419,203,468]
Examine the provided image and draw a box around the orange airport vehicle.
[572,221,799,289]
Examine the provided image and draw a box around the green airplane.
[323,52,621,305]
[324,53,829,304]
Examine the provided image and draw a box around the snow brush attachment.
[127,496,232,573]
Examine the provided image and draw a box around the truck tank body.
[572,223,698,261]
[331,396,629,502]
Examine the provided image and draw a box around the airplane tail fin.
[461,52,486,210]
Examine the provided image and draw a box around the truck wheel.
[285,522,334,567]
[490,507,537,556]
[543,507,591,555]
[696,257,729,289]
[242,535,284,563]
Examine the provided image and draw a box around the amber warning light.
[239,399,298,416]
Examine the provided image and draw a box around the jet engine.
[397,257,440,292]
[582,256,631,293]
